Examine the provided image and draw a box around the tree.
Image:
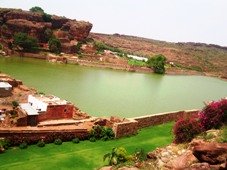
[147,54,166,74]
[48,37,61,54]
[13,32,39,52]
[44,28,53,42]
[29,6,44,13]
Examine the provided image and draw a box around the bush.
[44,28,53,42]
[48,37,61,54]
[19,142,28,149]
[0,43,3,50]
[29,6,44,13]
[94,41,124,54]
[72,138,80,144]
[89,125,115,141]
[103,147,128,165]
[147,54,166,74]
[0,139,11,149]
[54,139,62,145]
[13,32,39,52]
[199,101,224,130]
[42,13,52,22]
[89,137,96,142]
[173,117,203,143]
[37,140,45,147]
[12,100,19,108]
[74,41,83,54]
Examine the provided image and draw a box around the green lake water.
[0,57,227,118]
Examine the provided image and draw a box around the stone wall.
[0,129,89,145]
[112,119,138,138]
[37,104,74,122]
[113,109,199,138]
[134,110,199,129]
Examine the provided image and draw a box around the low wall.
[0,129,89,145]
[112,119,138,138]
[113,109,199,138]
[134,109,199,129]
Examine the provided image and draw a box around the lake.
[1,57,227,118]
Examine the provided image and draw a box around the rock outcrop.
[0,7,92,53]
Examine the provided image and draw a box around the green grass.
[128,59,147,67]
[0,122,173,170]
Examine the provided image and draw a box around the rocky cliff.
[0,8,92,53]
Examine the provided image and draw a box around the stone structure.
[0,7,92,54]
[113,109,199,138]
[18,94,74,126]
[0,82,12,97]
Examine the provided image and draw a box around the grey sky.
[0,0,226,46]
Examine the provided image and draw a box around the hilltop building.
[18,94,74,126]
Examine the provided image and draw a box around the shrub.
[173,117,203,143]
[29,6,44,13]
[147,54,166,74]
[74,41,83,54]
[199,101,224,130]
[13,32,39,52]
[103,147,128,165]
[0,139,11,149]
[0,43,3,50]
[19,142,28,149]
[219,126,227,143]
[37,140,45,147]
[72,138,80,144]
[94,41,125,54]
[218,99,227,123]
[12,100,19,108]
[133,148,147,162]
[54,139,62,145]
[42,13,52,22]
[44,28,53,42]
[89,125,115,141]
[89,137,96,142]
[48,37,61,54]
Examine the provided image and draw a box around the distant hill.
[91,33,227,78]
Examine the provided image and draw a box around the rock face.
[0,7,92,53]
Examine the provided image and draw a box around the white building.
[0,82,12,97]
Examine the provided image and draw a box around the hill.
[91,33,227,78]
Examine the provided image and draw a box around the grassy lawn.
[0,122,173,170]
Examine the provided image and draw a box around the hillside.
[91,33,227,78]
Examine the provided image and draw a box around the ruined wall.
[0,129,89,145]
[112,119,138,138]
[37,104,74,122]
[16,116,28,126]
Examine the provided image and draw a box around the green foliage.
[128,59,147,67]
[72,138,80,144]
[0,139,11,150]
[220,126,227,143]
[37,140,45,147]
[94,41,125,56]
[44,28,53,42]
[147,54,166,74]
[133,148,147,162]
[0,43,3,50]
[103,147,128,165]
[89,137,96,142]
[74,42,83,54]
[54,139,62,145]
[29,6,44,13]
[48,37,61,54]
[13,32,39,52]
[19,142,28,149]
[42,13,52,22]
[12,100,19,108]
[89,125,115,141]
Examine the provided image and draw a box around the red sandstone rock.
[192,141,227,166]
[165,150,198,169]
[62,20,92,41]
[51,15,69,29]
[4,10,43,22]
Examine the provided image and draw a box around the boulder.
[51,15,69,29]
[192,141,227,165]
[62,20,92,41]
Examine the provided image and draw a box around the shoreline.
[2,53,227,82]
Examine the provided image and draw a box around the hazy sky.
[0,0,227,46]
